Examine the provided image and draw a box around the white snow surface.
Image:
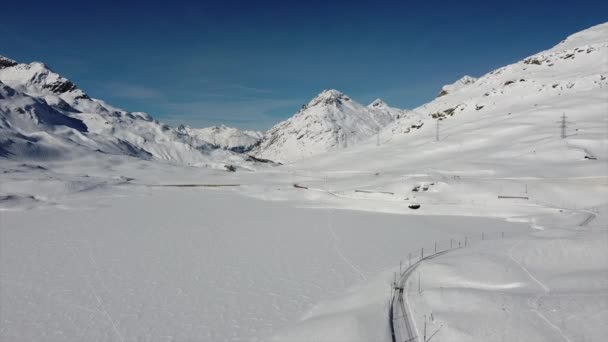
[1,22,607,342]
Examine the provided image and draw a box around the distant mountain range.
[1,22,607,166]
[0,56,261,168]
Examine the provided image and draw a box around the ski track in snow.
[507,240,573,342]
[325,208,368,281]
[70,242,126,342]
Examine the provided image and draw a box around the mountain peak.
[0,57,82,96]
[28,61,51,71]
[368,98,387,108]
[305,89,350,108]
[437,75,477,97]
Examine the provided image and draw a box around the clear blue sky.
[2,0,606,130]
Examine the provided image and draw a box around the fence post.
[399,261,402,276]
[465,236,468,247]
[424,314,427,342]
[409,253,411,267]
[450,238,453,249]
[434,242,437,253]
[421,247,424,259]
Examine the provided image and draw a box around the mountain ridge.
[0,56,259,168]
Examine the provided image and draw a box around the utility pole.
[435,119,440,141]
[424,315,427,342]
[557,113,572,139]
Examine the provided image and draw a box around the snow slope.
[265,22,608,342]
[407,208,607,342]
[387,22,608,146]
[253,90,397,163]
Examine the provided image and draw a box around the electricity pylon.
[557,113,572,139]
[435,119,440,141]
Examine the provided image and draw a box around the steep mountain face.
[0,80,91,159]
[179,124,262,152]
[253,90,396,162]
[0,81,87,133]
[0,56,252,168]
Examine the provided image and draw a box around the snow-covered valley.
[1,22,607,342]
[0,159,532,341]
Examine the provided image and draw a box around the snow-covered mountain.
[389,23,606,137]
[253,90,397,163]
[0,80,93,159]
[0,56,252,168]
[308,22,608,175]
[178,124,262,152]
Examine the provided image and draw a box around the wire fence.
[389,231,509,342]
